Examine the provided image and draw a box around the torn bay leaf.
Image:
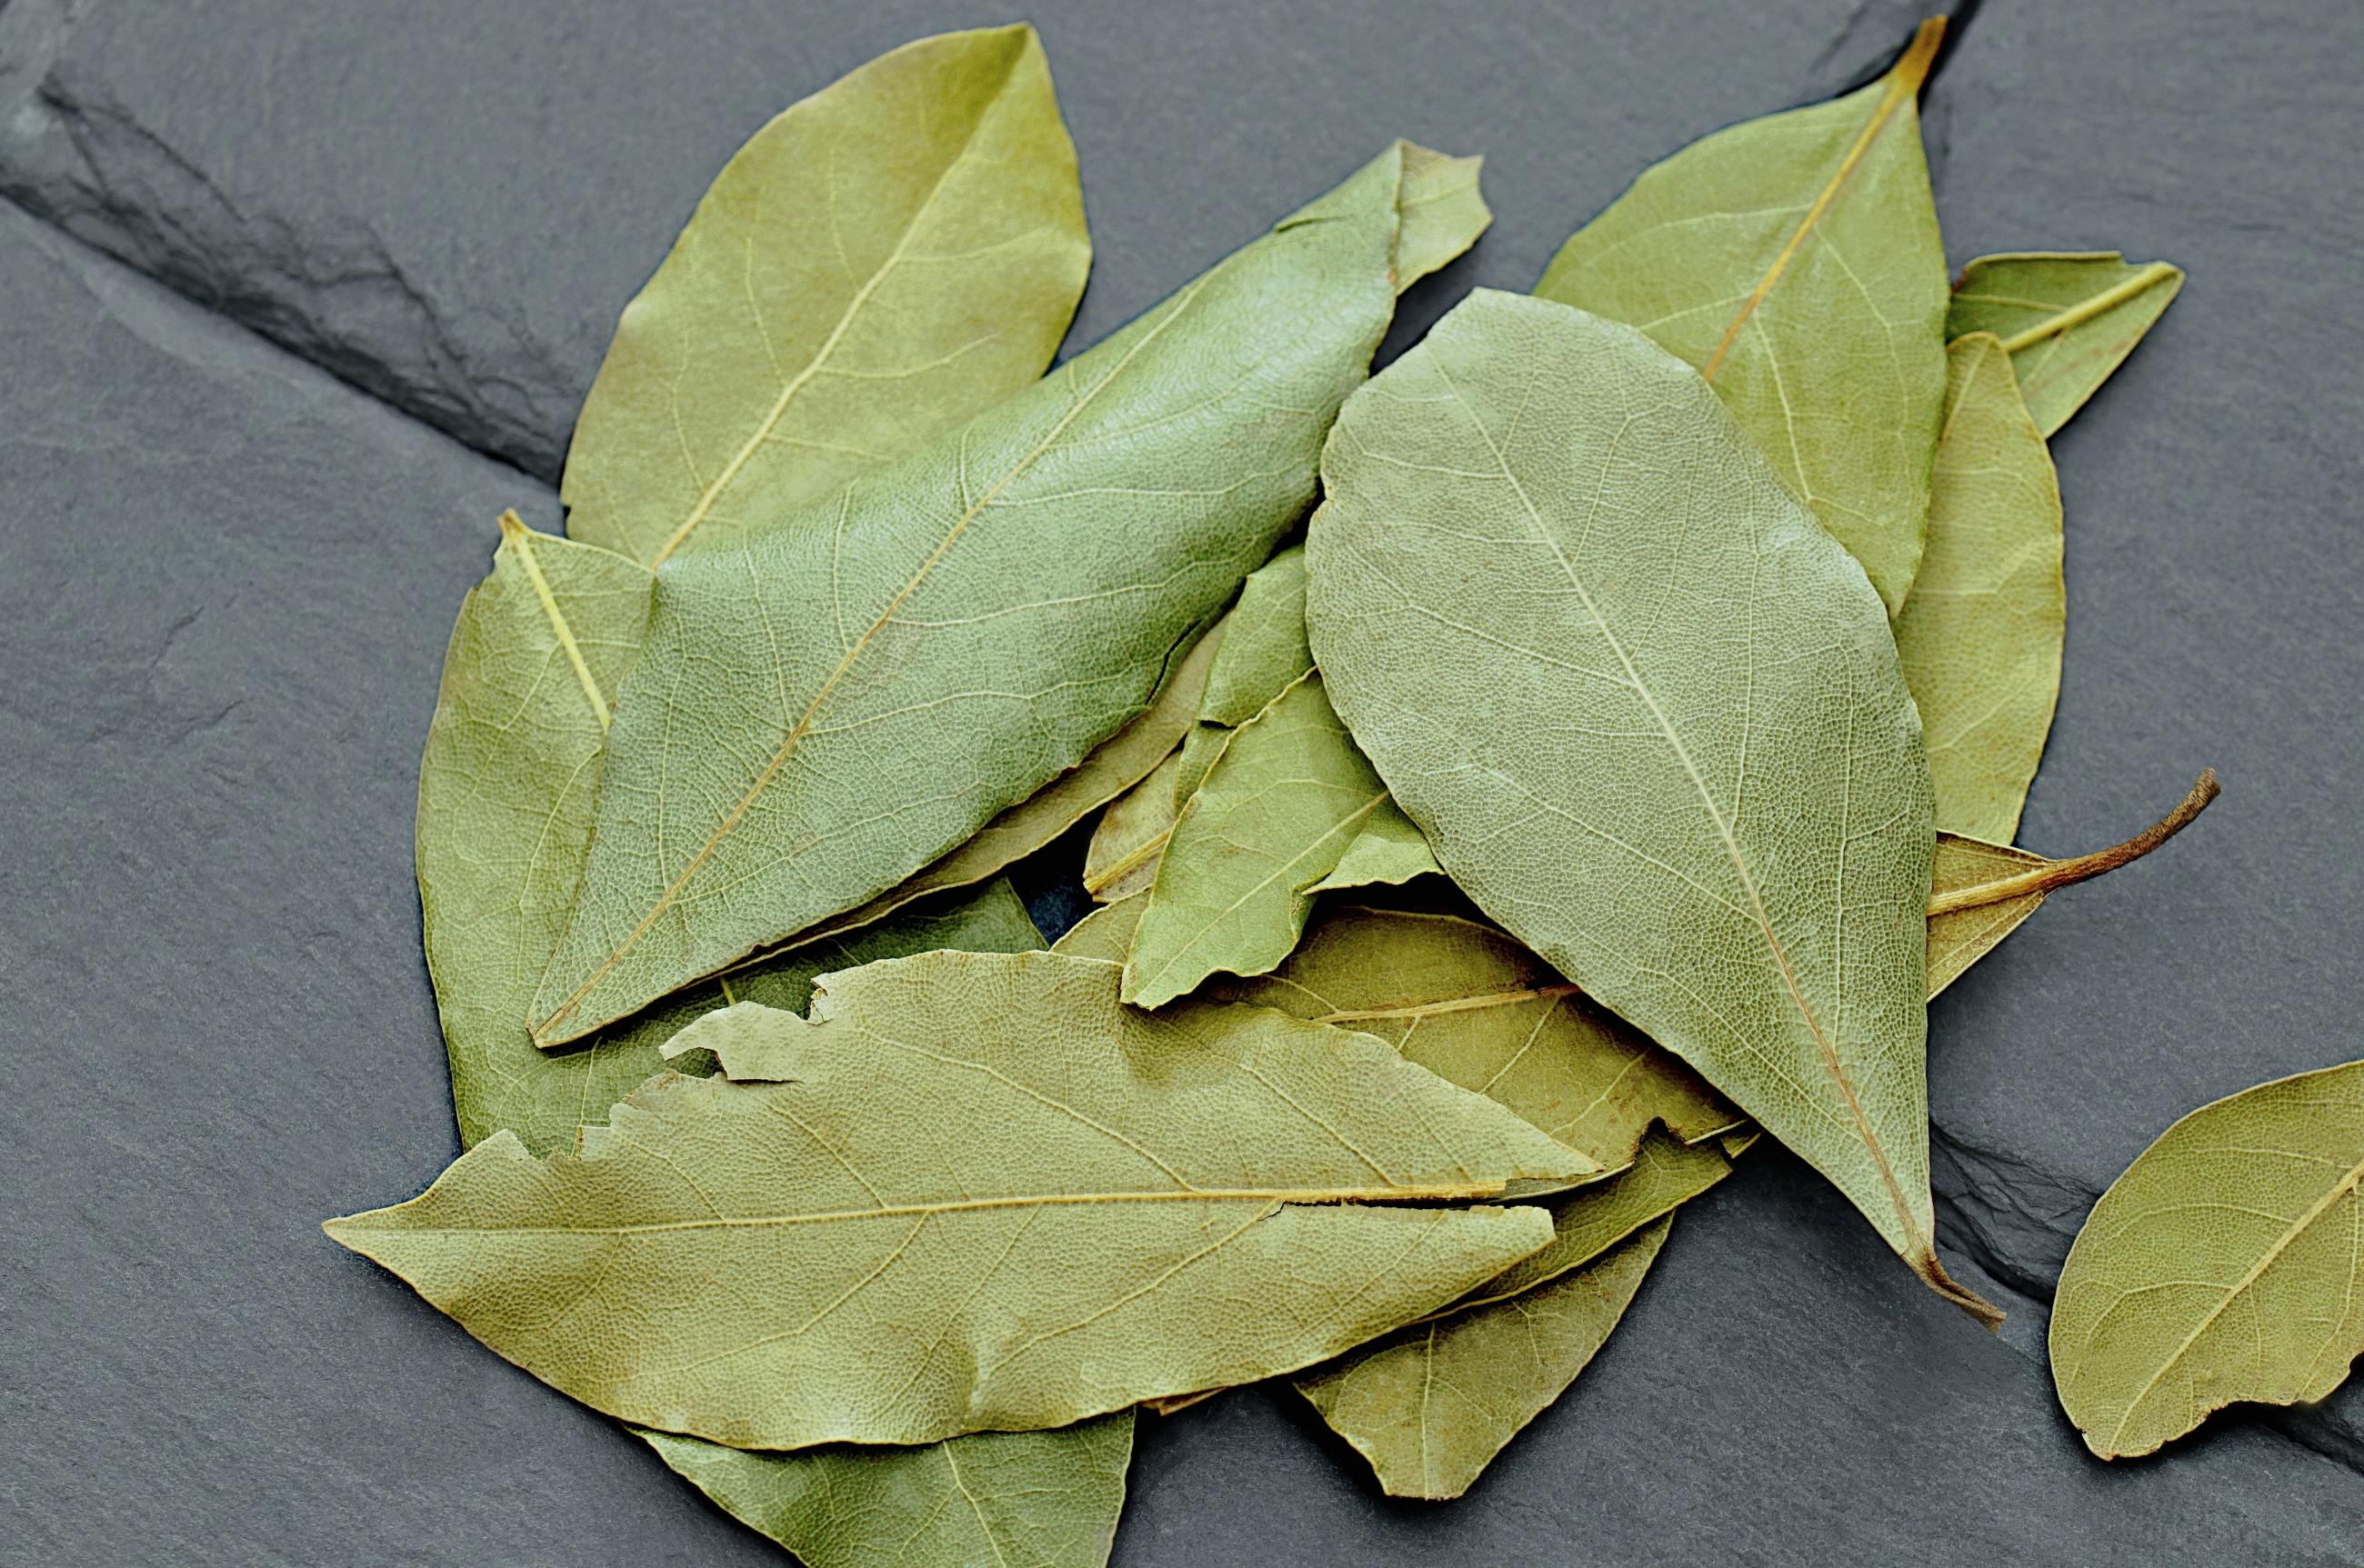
[564,25,1090,566]
[1533,19,1948,612]
[1124,674,1427,1008]
[331,950,1582,1450]
[639,1416,1134,1568]
[1893,334,2066,843]
[1084,751,1182,904]
[1297,1214,1671,1500]
[1213,899,1739,1170]
[532,142,1490,1045]
[1948,252,2184,438]
[1307,289,1995,1323]
[2050,1058,2364,1460]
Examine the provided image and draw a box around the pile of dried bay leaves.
[326,17,2359,1563]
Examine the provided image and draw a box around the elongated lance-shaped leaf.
[564,25,1090,567]
[330,950,1582,1450]
[1948,252,2183,438]
[1214,899,1739,1170]
[1894,334,2066,843]
[1297,1214,1672,1500]
[1307,288,1997,1324]
[1925,772,2220,999]
[1533,19,1948,613]
[2051,1059,2364,1459]
[638,1416,1134,1568]
[1175,544,1313,803]
[1085,751,1183,903]
[1125,674,1428,1007]
[531,142,1491,1045]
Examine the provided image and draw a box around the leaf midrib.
[336,1181,1517,1241]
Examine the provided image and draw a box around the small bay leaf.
[638,1416,1134,1568]
[329,950,1583,1450]
[1533,19,1949,611]
[1124,674,1427,1007]
[1297,1215,1672,1500]
[532,142,1490,1045]
[1174,544,1313,803]
[564,25,1090,566]
[2051,1058,2364,1459]
[1948,252,2184,438]
[1307,289,1995,1323]
[1893,334,2066,843]
[1084,751,1183,904]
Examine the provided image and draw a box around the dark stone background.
[2,1,2359,1562]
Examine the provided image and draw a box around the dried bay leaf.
[1297,1215,1672,1500]
[564,25,1089,566]
[1926,773,2219,998]
[1307,289,1997,1323]
[1084,751,1182,903]
[638,1417,1134,1568]
[1893,334,2066,843]
[2050,1058,2364,1459]
[532,142,1491,1045]
[1948,252,2184,437]
[1124,674,1429,1008]
[1173,544,1314,804]
[330,950,1583,1450]
[1533,19,1949,612]
[1214,901,1739,1170]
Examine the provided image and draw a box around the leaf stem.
[1997,261,2179,354]
[1926,770,2219,916]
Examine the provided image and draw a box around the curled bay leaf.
[1533,18,1948,611]
[1297,1215,1672,1501]
[1307,288,1996,1323]
[1948,252,2184,438]
[532,142,1490,1045]
[331,950,1582,1450]
[1893,333,2067,843]
[1925,772,2219,998]
[1083,750,1182,904]
[638,1416,1134,1568]
[1124,673,1428,1008]
[564,25,1090,566]
[2051,1058,2364,1459]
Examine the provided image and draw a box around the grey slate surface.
[1,0,2360,1562]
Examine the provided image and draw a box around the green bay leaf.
[1124,673,1427,1007]
[330,949,1581,1450]
[564,25,1090,566]
[1306,289,1995,1323]
[1533,20,1948,612]
[1948,252,2183,438]
[532,142,1489,1045]
[2051,1058,2364,1459]
[1174,544,1313,803]
[1894,334,2067,843]
[1297,1214,1672,1500]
